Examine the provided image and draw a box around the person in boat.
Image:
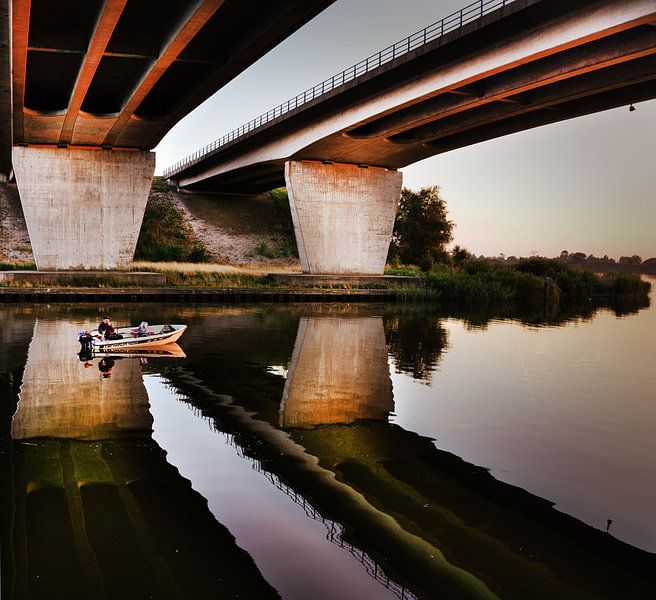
[98,316,112,339]
[98,316,123,340]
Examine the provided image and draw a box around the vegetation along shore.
[0,179,651,309]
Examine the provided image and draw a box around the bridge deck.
[165,0,656,194]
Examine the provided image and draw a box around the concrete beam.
[393,56,656,144]
[58,0,128,146]
[102,0,225,148]
[11,0,29,143]
[285,161,401,275]
[0,0,11,177]
[348,28,656,140]
[12,146,155,270]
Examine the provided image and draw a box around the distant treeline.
[482,252,656,274]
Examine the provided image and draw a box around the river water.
[1,278,654,599]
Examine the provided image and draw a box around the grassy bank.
[135,179,211,262]
[0,258,651,311]
[387,258,651,306]
[0,261,36,271]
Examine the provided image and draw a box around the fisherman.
[98,316,113,339]
[98,316,123,340]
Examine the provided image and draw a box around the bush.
[0,261,36,271]
[150,176,170,193]
[515,258,649,299]
[135,192,211,263]
[422,259,548,305]
[389,186,454,271]
[250,188,298,259]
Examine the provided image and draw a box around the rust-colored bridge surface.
[7,0,333,153]
[164,0,656,194]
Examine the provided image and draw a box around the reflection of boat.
[94,343,186,359]
[80,324,187,350]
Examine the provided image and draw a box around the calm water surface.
[1,278,655,599]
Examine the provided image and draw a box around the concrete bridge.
[0,0,334,269]
[165,0,656,275]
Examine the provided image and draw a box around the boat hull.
[89,324,187,350]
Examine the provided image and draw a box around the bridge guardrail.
[163,0,516,178]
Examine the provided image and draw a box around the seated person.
[98,316,123,340]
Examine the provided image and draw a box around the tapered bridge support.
[12,146,155,270]
[284,160,402,274]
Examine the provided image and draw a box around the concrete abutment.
[284,160,402,274]
[12,147,155,270]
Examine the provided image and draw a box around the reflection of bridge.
[165,308,656,600]
[12,320,153,440]
[227,432,417,600]
[166,0,656,274]
[2,317,279,599]
[280,315,393,428]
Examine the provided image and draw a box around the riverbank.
[0,287,405,303]
[0,260,650,312]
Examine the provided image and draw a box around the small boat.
[78,323,187,351]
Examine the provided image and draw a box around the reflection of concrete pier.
[12,320,152,440]
[3,317,278,599]
[160,306,656,600]
[280,316,393,428]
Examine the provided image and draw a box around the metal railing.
[163,0,516,178]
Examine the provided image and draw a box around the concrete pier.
[280,315,394,428]
[285,161,402,274]
[12,147,155,270]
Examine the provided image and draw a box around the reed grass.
[0,261,37,271]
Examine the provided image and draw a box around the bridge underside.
[169,0,656,275]
[0,0,10,178]
[5,0,334,268]
[12,0,333,150]
[180,24,656,194]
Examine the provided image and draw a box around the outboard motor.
[78,332,94,362]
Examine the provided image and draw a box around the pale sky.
[155,0,656,260]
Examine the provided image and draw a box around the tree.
[619,255,642,265]
[452,244,472,265]
[389,186,454,270]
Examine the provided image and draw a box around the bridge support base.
[285,160,402,274]
[12,146,155,270]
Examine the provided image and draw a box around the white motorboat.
[79,324,187,351]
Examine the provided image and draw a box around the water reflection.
[281,316,393,428]
[157,306,656,599]
[13,320,153,440]
[1,295,654,600]
[4,317,279,600]
[384,313,449,381]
